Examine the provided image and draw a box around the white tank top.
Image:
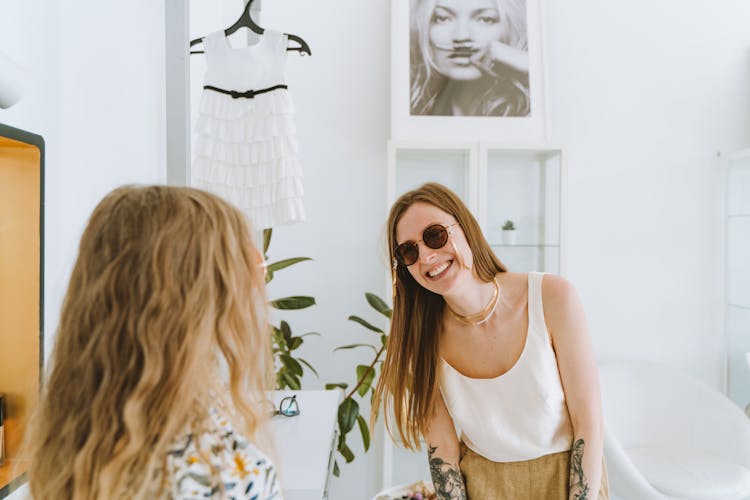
[439,272,573,462]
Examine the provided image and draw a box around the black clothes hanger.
[189,0,311,56]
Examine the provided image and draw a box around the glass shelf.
[395,148,470,205]
[726,149,750,409]
[727,216,750,307]
[491,245,559,274]
[727,305,750,407]
[728,162,750,215]
[485,149,561,252]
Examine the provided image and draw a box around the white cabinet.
[381,142,565,489]
[725,148,750,413]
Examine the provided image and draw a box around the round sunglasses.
[270,395,300,417]
[394,223,459,267]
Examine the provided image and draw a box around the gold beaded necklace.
[446,278,500,326]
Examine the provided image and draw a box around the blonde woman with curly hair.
[27,185,281,499]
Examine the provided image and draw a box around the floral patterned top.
[164,408,283,499]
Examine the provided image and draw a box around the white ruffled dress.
[192,29,304,230]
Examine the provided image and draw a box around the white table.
[267,390,341,500]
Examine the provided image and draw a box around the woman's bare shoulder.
[540,273,577,302]
[539,274,582,331]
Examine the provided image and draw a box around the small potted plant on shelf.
[501,219,517,245]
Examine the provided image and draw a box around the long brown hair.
[28,185,273,499]
[371,183,506,449]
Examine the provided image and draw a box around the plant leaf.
[356,415,370,451]
[366,293,392,319]
[334,343,377,354]
[281,355,303,377]
[280,321,292,341]
[356,365,376,397]
[280,371,300,390]
[339,442,355,463]
[289,337,303,350]
[301,332,321,338]
[262,228,272,255]
[272,296,316,310]
[298,358,319,377]
[347,315,383,334]
[325,383,348,390]
[338,398,359,435]
[266,257,312,274]
[272,327,286,348]
[333,460,340,477]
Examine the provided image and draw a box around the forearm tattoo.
[569,438,590,500]
[428,445,467,500]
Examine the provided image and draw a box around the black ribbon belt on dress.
[203,84,288,99]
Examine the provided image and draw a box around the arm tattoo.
[428,445,467,500]
[569,438,590,500]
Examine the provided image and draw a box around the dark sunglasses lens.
[423,225,449,249]
[395,243,419,266]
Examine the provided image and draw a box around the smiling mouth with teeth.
[427,261,452,278]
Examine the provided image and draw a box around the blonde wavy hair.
[372,183,506,449]
[28,185,273,499]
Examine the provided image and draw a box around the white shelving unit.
[387,141,564,273]
[381,141,565,489]
[725,148,750,414]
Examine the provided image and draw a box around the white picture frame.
[390,0,547,142]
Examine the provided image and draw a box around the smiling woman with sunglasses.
[372,183,609,499]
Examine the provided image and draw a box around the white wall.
[1,0,168,361]
[545,0,750,387]
[3,1,750,499]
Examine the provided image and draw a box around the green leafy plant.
[502,219,515,231]
[262,228,320,390]
[326,293,391,477]
[262,229,393,476]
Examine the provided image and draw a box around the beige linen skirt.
[459,443,609,499]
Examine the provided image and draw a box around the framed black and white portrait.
[391,0,547,141]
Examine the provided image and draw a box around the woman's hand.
[478,41,529,76]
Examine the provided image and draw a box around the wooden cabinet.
[0,123,44,499]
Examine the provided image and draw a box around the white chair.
[599,361,750,500]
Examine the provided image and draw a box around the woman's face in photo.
[428,0,503,80]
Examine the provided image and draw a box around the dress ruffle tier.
[192,89,304,230]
